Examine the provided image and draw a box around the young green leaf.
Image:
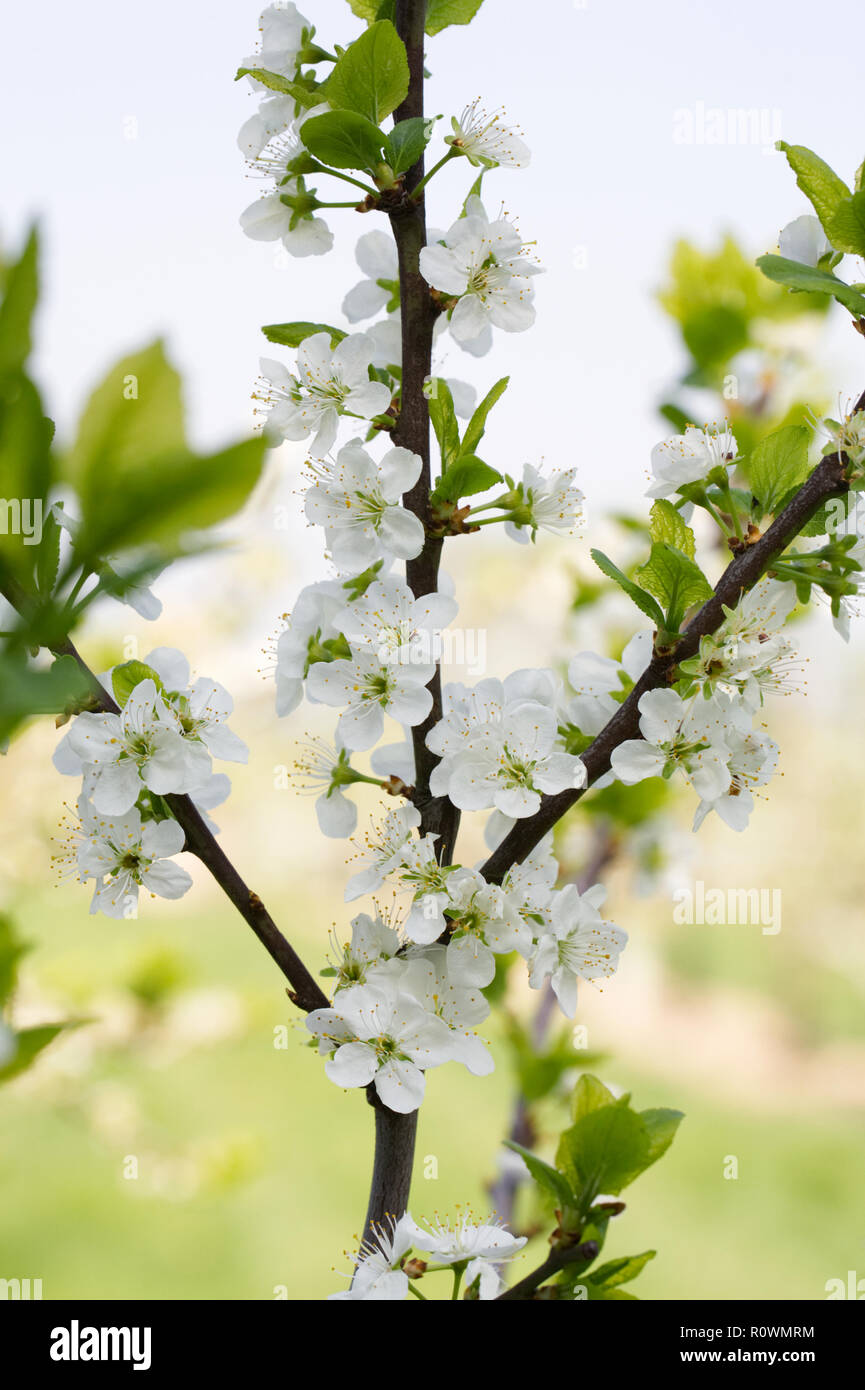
[301,110,386,170]
[262,321,347,349]
[35,507,61,596]
[648,499,696,558]
[639,1107,685,1168]
[0,226,38,377]
[459,375,509,458]
[0,1022,82,1085]
[756,255,865,318]
[745,423,811,516]
[325,20,409,124]
[433,455,502,503]
[556,1098,651,1201]
[234,68,322,107]
[826,190,865,258]
[504,1139,575,1210]
[385,117,430,175]
[427,378,461,470]
[635,543,713,626]
[425,0,486,35]
[776,141,851,231]
[111,660,165,708]
[586,1251,656,1292]
[590,549,665,628]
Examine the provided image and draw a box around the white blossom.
[529,882,627,1018]
[504,463,585,543]
[441,868,530,987]
[419,197,541,344]
[274,580,348,717]
[405,1213,527,1298]
[447,98,530,169]
[258,333,392,456]
[75,801,192,919]
[647,424,738,499]
[692,726,779,832]
[778,214,832,267]
[437,700,586,818]
[401,944,493,1076]
[145,648,249,764]
[306,981,456,1112]
[306,647,433,751]
[567,631,651,735]
[342,230,400,322]
[60,680,212,816]
[610,688,733,800]
[328,1213,415,1301]
[304,443,424,569]
[345,804,423,901]
[335,577,457,669]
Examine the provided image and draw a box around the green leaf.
[234,68,322,107]
[0,653,92,744]
[504,1140,575,1210]
[681,304,748,369]
[635,542,713,626]
[0,227,38,377]
[66,341,185,488]
[556,1098,651,1201]
[0,915,28,1008]
[826,190,865,257]
[776,141,851,232]
[460,375,509,458]
[427,378,460,470]
[0,373,53,582]
[325,20,409,124]
[746,423,811,516]
[301,110,386,170]
[35,506,61,596]
[756,254,865,318]
[262,321,346,349]
[590,548,665,628]
[64,342,266,556]
[571,1072,619,1122]
[385,117,430,175]
[433,455,502,503]
[0,1022,81,1084]
[78,437,267,557]
[425,0,486,34]
[111,660,164,707]
[648,499,696,558]
[640,1108,685,1168]
[587,1251,656,1291]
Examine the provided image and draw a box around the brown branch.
[496,1239,599,1300]
[358,0,465,1250]
[480,451,850,885]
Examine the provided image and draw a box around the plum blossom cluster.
[53,649,246,918]
[235,6,626,1120]
[341,811,625,1017]
[330,1209,527,1300]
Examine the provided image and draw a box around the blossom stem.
[720,481,745,541]
[316,167,379,196]
[409,148,457,201]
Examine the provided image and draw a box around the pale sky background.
[3,0,864,510]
